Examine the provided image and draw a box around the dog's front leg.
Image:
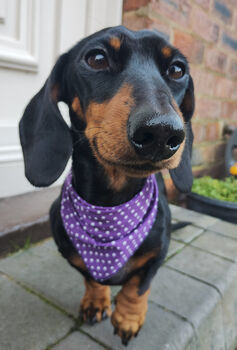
[111,275,150,345]
[80,279,112,324]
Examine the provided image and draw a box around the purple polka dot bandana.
[60,172,158,282]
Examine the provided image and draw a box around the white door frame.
[0,0,123,198]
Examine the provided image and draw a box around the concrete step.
[0,187,60,257]
[0,205,237,349]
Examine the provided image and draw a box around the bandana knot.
[61,172,158,281]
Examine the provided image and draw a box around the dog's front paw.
[80,295,112,324]
[111,284,150,346]
[79,280,112,325]
[111,307,145,345]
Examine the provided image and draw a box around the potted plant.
[186,176,237,224]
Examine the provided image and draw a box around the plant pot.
[186,192,237,224]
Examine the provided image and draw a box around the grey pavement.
[0,205,237,350]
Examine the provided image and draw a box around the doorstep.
[0,187,60,256]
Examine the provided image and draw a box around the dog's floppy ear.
[19,53,72,187]
[169,76,195,193]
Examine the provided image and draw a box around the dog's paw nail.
[89,315,97,325]
[135,328,141,337]
[102,310,108,320]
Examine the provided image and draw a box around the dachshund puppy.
[19,26,194,345]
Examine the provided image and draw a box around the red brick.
[147,17,171,40]
[221,101,237,120]
[213,77,235,99]
[234,10,237,31]
[173,30,204,64]
[123,12,151,30]
[123,12,171,39]
[214,1,232,24]
[192,142,226,166]
[206,121,222,141]
[230,81,237,100]
[205,48,228,73]
[150,0,191,28]
[201,142,225,163]
[222,30,237,54]
[123,0,150,11]
[190,67,217,97]
[194,0,210,10]
[229,59,237,79]
[196,97,222,119]
[192,122,207,143]
[193,121,222,143]
[193,162,226,179]
[190,6,219,42]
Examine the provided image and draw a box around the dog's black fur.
[19,26,194,345]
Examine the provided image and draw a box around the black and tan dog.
[19,26,194,345]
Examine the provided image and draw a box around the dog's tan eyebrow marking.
[109,36,121,51]
[161,46,172,58]
[72,97,83,119]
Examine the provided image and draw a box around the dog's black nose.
[128,112,185,161]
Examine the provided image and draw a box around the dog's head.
[19,26,194,192]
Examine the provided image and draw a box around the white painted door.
[0,0,123,198]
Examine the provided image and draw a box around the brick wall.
[123,0,237,197]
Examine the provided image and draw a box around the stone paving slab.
[0,187,60,257]
[166,245,237,295]
[0,205,237,350]
[52,331,105,350]
[170,205,219,228]
[0,273,74,350]
[166,239,185,259]
[82,302,196,350]
[191,230,237,263]
[166,245,237,349]
[208,220,237,240]
[150,266,225,350]
[0,239,84,317]
[171,225,204,243]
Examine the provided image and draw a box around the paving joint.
[165,264,224,299]
[0,269,76,320]
[149,300,199,344]
[44,330,75,350]
[1,205,237,350]
[189,244,237,264]
[78,328,114,350]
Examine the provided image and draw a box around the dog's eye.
[86,50,109,70]
[167,63,185,80]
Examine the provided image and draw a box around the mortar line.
[44,328,74,350]
[164,265,228,349]
[149,300,199,348]
[164,265,224,298]
[204,229,237,242]
[0,270,76,320]
[78,328,114,350]
[188,244,237,265]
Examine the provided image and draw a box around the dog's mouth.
[92,138,165,174]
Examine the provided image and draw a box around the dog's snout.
[128,112,185,161]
